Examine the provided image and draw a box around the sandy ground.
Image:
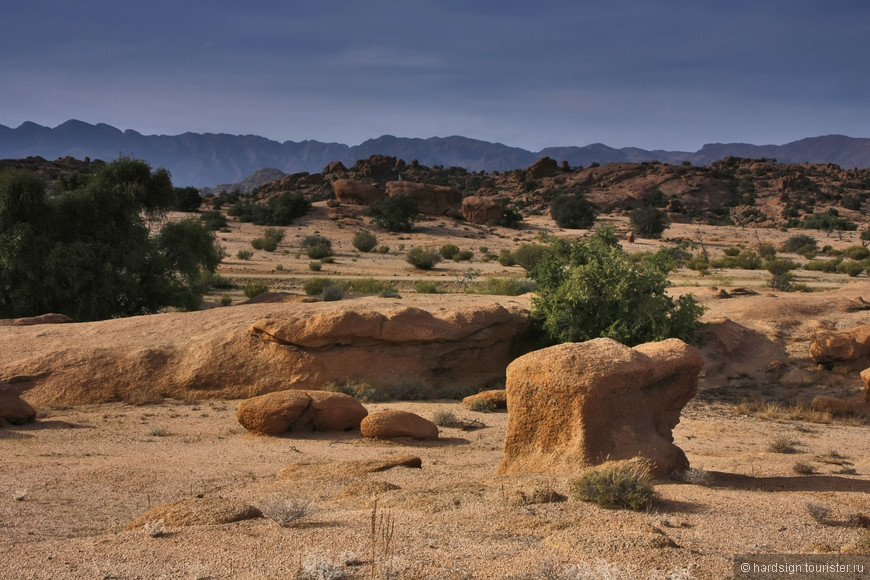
[2,398,870,579]
[4,205,870,579]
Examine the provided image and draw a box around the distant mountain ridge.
[2,120,870,187]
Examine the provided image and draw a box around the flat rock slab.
[125,497,262,530]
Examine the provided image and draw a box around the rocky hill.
[2,119,870,186]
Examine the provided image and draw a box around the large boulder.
[236,390,367,436]
[361,410,438,440]
[0,382,36,426]
[499,338,704,478]
[385,181,461,215]
[461,196,503,225]
[812,367,870,418]
[331,179,385,205]
[2,296,529,407]
[0,313,73,327]
[809,326,870,365]
[527,156,560,179]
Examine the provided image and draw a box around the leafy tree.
[630,204,670,239]
[0,158,222,321]
[550,194,596,229]
[364,194,418,232]
[529,228,705,346]
[173,186,203,212]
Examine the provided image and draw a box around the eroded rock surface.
[500,338,704,478]
[360,410,438,440]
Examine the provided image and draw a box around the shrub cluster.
[407,247,442,269]
[251,227,285,252]
[301,235,333,259]
[227,192,310,226]
[351,229,378,252]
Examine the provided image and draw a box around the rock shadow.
[706,471,870,493]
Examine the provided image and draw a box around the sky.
[2,0,869,152]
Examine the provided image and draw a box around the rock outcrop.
[462,389,507,410]
[499,338,704,478]
[126,497,262,531]
[527,156,560,179]
[0,313,73,327]
[2,296,529,407]
[385,181,461,215]
[461,196,503,225]
[809,326,870,365]
[360,410,439,440]
[236,390,367,436]
[0,382,36,426]
[331,179,385,205]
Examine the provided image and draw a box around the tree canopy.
[0,158,222,321]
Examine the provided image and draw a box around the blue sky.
[2,0,868,151]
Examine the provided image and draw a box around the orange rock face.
[360,410,438,440]
[809,326,870,364]
[499,338,704,478]
[385,181,461,215]
[331,179,385,205]
[461,196,503,225]
[0,382,36,426]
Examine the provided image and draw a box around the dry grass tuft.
[572,461,658,511]
[767,435,799,454]
[734,398,832,424]
[260,495,313,527]
[792,461,816,475]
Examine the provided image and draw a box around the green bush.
[199,210,227,231]
[764,258,798,276]
[407,247,442,269]
[242,281,269,299]
[415,280,441,294]
[498,249,516,267]
[453,249,474,262]
[301,235,333,259]
[236,249,253,260]
[511,244,547,271]
[804,259,842,273]
[843,245,870,260]
[465,277,537,296]
[630,205,669,239]
[352,229,378,252]
[308,261,322,271]
[781,234,818,254]
[723,247,741,257]
[321,284,344,302]
[363,194,418,232]
[838,260,866,277]
[376,245,390,254]
[227,192,310,226]
[251,236,277,251]
[347,278,397,295]
[790,211,858,232]
[303,277,333,296]
[173,186,203,212]
[529,228,705,346]
[439,244,460,259]
[550,194,596,229]
[572,461,658,511]
[220,294,232,306]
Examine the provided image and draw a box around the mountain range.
[2,120,870,187]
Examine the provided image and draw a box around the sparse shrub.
[321,284,344,302]
[768,435,798,454]
[498,249,516,266]
[415,281,441,294]
[407,247,442,270]
[479,246,489,253]
[376,245,390,254]
[468,398,496,413]
[723,247,741,257]
[843,245,870,260]
[301,235,333,259]
[432,410,463,428]
[465,277,537,296]
[209,274,234,289]
[237,249,253,260]
[804,258,842,273]
[304,277,333,296]
[572,461,658,510]
[243,281,269,299]
[199,210,227,231]
[294,555,348,580]
[260,495,313,527]
[793,461,816,475]
[781,234,818,254]
[838,260,866,277]
[12,490,27,501]
[346,278,396,295]
[453,249,474,262]
[352,229,378,252]
[806,503,831,525]
[439,244,460,259]
[674,466,713,486]
[379,289,401,299]
[320,256,335,264]
[143,519,166,538]
[309,261,322,271]
[757,242,777,259]
[220,294,232,306]
[511,243,547,271]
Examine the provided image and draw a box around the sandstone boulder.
[2,296,529,407]
[126,497,262,530]
[500,338,703,478]
[461,196,503,225]
[385,181,461,215]
[0,313,73,327]
[331,179,385,205]
[462,389,507,410]
[0,382,36,426]
[809,326,870,364]
[361,410,438,440]
[237,390,367,436]
[278,454,423,480]
[527,156,559,179]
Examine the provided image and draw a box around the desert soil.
[4,205,870,579]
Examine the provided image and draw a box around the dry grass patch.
[572,461,658,511]
[734,398,833,424]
